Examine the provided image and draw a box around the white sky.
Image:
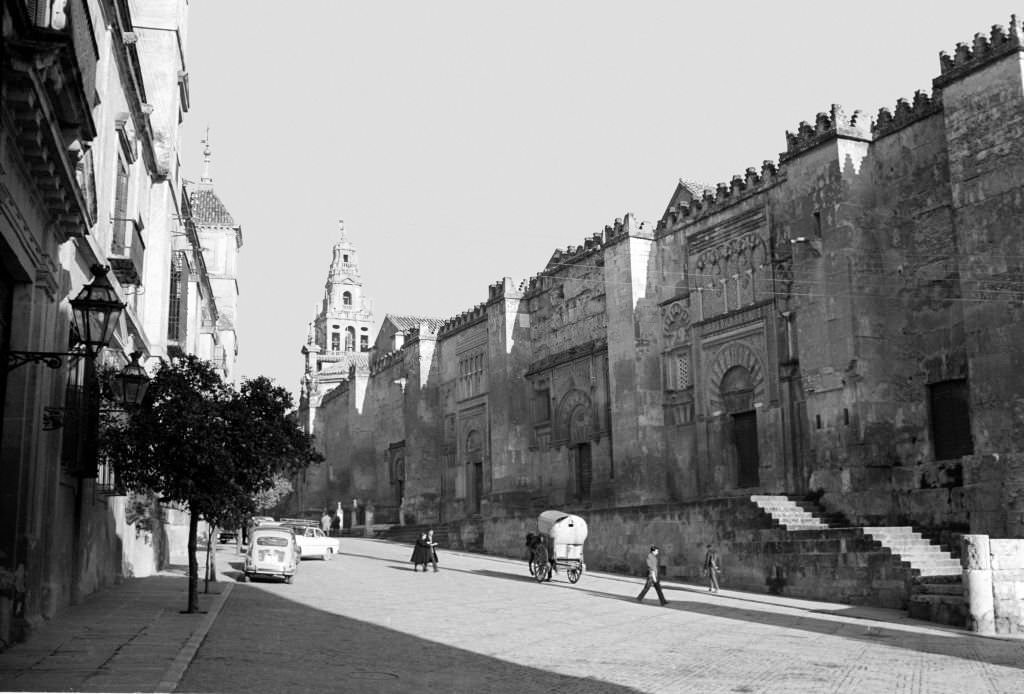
[179,1,1020,397]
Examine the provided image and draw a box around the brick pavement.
[1,539,1022,693]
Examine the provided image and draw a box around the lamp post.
[6,265,125,372]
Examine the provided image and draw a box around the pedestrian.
[410,531,432,572]
[320,509,331,534]
[330,512,341,537]
[426,528,440,572]
[636,546,668,606]
[703,544,722,593]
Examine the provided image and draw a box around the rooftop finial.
[200,126,212,184]
[338,218,347,241]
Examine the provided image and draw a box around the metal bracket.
[6,351,82,373]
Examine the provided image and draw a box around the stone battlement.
[934,17,1023,88]
[781,104,871,162]
[437,301,488,338]
[658,161,780,232]
[872,90,943,139]
[370,348,405,375]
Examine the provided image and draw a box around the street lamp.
[110,352,150,407]
[6,265,126,371]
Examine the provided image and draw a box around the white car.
[291,526,339,560]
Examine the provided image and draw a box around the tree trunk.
[186,510,199,613]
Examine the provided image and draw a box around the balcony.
[109,218,145,285]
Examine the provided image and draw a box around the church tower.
[313,221,373,357]
[299,221,375,434]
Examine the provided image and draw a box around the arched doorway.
[466,430,483,515]
[721,365,760,488]
[569,405,592,499]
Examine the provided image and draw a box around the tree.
[102,356,322,612]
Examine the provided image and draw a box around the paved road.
[175,538,1024,693]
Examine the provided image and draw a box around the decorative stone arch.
[554,389,593,445]
[465,429,483,462]
[707,341,766,415]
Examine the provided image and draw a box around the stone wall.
[962,534,1024,634]
[445,499,916,608]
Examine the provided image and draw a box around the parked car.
[290,525,339,560]
[251,516,276,527]
[241,525,299,583]
[217,529,238,544]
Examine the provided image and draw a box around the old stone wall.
[444,499,915,608]
[990,538,1024,633]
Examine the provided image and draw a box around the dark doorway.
[574,443,592,499]
[471,462,483,514]
[733,410,760,488]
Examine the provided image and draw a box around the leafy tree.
[102,356,322,612]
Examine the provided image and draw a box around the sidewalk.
[0,562,232,693]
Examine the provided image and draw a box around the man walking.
[636,546,668,606]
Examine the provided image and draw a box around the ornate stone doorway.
[466,430,483,515]
[721,365,760,488]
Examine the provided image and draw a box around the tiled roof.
[188,186,236,226]
[320,352,371,374]
[385,314,446,333]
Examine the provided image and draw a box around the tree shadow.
[177,582,642,694]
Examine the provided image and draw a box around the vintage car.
[291,525,339,560]
[241,525,299,583]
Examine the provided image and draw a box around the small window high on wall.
[331,332,340,352]
[929,378,974,460]
[343,291,352,306]
[345,326,355,351]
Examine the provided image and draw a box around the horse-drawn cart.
[527,510,588,584]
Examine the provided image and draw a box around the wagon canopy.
[537,510,588,545]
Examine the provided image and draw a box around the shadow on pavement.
[571,585,1024,670]
[178,582,641,694]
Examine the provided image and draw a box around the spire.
[337,219,348,244]
[200,127,212,185]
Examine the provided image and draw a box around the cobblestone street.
[173,539,1024,693]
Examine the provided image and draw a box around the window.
[111,153,129,255]
[343,254,349,262]
[331,332,340,352]
[929,379,974,460]
[167,253,184,341]
[533,387,550,423]
[664,349,690,391]
[458,351,486,399]
[343,291,352,306]
[360,335,368,351]
[345,327,355,351]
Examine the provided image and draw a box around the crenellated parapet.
[370,347,405,375]
[934,16,1023,88]
[437,301,488,338]
[872,90,943,139]
[657,160,780,232]
[780,104,871,162]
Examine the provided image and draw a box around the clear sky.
[179,0,1020,398]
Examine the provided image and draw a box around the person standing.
[636,546,668,606]
[320,510,331,534]
[426,528,440,572]
[330,512,341,537]
[704,544,722,593]
[410,532,432,572]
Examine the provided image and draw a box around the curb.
[154,582,234,693]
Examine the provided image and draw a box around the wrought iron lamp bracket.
[6,350,84,373]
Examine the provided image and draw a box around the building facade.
[1,0,236,646]
[296,18,1024,601]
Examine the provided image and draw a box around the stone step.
[908,594,968,627]
[913,581,964,596]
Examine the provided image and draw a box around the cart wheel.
[284,575,293,584]
[238,573,248,583]
[567,565,582,584]
[531,545,550,583]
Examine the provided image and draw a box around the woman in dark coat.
[410,532,432,571]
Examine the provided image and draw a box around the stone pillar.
[399,497,406,526]
[962,534,995,634]
[350,499,359,531]
[364,502,375,537]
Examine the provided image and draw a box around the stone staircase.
[750,494,966,626]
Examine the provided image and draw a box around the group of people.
[411,529,440,572]
[319,510,342,537]
[635,543,722,606]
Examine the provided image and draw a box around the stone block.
[989,539,1024,570]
